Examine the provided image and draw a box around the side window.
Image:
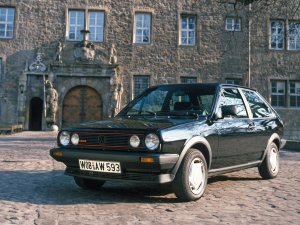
[218,88,248,118]
[242,90,274,118]
[170,91,191,111]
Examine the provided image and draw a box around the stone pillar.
[17,72,27,127]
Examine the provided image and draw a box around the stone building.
[0,0,299,140]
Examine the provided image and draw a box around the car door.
[214,88,255,168]
[240,89,277,161]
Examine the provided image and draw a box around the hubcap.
[269,147,279,173]
[188,157,205,195]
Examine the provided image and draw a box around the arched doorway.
[62,86,102,128]
[29,97,43,131]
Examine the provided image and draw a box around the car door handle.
[248,124,256,130]
[239,124,256,129]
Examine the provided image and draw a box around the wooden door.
[62,86,102,128]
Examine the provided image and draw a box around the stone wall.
[0,0,299,139]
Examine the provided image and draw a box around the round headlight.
[145,133,160,150]
[59,131,70,146]
[71,133,79,145]
[130,135,140,148]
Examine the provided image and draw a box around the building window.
[88,11,104,42]
[133,75,150,98]
[181,77,197,83]
[271,81,286,107]
[225,78,242,85]
[270,20,284,50]
[290,82,300,107]
[67,10,104,42]
[225,18,241,31]
[68,10,84,41]
[0,7,15,39]
[134,13,151,44]
[180,15,196,46]
[288,21,300,50]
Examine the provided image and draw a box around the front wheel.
[173,149,208,201]
[258,142,279,179]
[74,177,106,190]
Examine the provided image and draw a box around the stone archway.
[29,97,43,131]
[62,86,102,128]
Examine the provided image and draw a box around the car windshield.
[118,85,216,118]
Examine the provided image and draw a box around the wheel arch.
[267,133,281,150]
[171,136,212,176]
[261,133,281,163]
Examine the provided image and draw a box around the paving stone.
[0,131,299,224]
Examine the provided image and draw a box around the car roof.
[153,83,256,92]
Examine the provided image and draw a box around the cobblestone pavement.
[0,132,299,225]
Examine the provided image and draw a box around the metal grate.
[70,131,145,151]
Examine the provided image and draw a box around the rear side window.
[242,90,274,118]
[218,88,248,118]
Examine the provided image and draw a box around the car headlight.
[130,135,140,148]
[71,133,79,145]
[59,131,70,146]
[145,133,160,150]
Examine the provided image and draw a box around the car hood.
[78,116,206,130]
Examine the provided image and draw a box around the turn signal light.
[140,157,155,163]
[53,151,63,157]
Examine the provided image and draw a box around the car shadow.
[208,174,262,184]
[0,170,179,204]
[0,170,262,205]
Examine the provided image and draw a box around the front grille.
[71,131,145,151]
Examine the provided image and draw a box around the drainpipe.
[248,3,252,88]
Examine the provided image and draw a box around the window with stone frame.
[67,10,104,42]
[225,78,242,85]
[0,7,15,39]
[88,11,105,42]
[225,17,241,31]
[181,77,197,84]
[271,80,286,107]
[288,21,300,51]
[290,81,300,108]
[134,12,151,44]
[270,20,285,50]
[133,75,150,98]
[180,15,196,46]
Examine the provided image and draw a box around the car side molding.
[208,161,262,177]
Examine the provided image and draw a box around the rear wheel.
[74,177,106,190]
[173,149,208,201]
[258,142,279,179]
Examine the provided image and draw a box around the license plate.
[79,159,121,174]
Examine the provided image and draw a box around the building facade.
[0,0,299,139]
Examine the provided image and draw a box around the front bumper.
[50,148,179,183]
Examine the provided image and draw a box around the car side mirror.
[208,105,238,124]
[221,105,238,118]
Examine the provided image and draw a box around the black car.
[50,83,285,201]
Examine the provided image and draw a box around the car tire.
[74,177,106,190]
[258,142,279,179]
[173,148,208,202]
